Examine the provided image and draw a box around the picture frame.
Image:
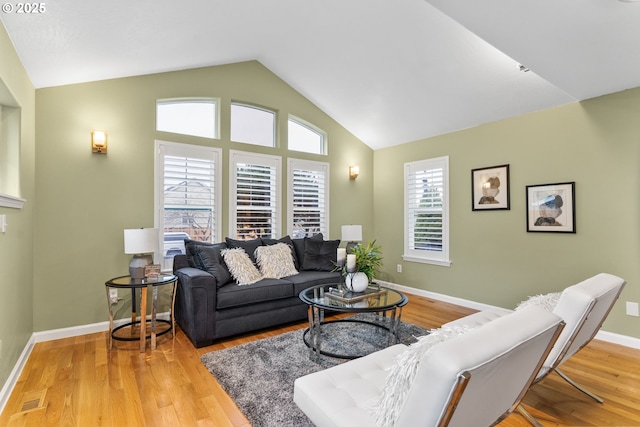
[144,264,162,278]
[471,164,510,211]
[526,182,575,233]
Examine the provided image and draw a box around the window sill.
[0,193,26,209]
[402,254,451,267]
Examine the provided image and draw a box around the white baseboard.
[0,335,34,415]
[378,280,640,350]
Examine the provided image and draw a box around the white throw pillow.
[254,243,298,279]
[372,325,474,427]
[515,292,561,312]
[220,247,263,286]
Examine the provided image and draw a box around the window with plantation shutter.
[230,150,281,240]
[287,159,329,238]
[155,141,221,271]
[404,156,451,266]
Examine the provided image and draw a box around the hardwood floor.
[1,294,639,427]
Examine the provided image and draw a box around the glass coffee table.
[299,283,408,359]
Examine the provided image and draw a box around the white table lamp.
[124,228,158,279]
[341,225,362,252]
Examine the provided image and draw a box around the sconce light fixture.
[349,165,360,180]
[92,130,108,154]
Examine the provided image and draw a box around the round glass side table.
[105,273,178,352]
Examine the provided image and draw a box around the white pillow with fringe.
[220,247,263,286]
[255,243,298,279]
[515,292,561,312]
[372,324,475,427]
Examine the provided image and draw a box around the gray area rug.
[200,313,429,427]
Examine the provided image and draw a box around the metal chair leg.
[554,368,604,403]
[517,405,545,427]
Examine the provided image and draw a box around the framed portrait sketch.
[526,182,575,233]
[471,164,510,211]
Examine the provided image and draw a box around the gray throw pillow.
[194,243,234,288]
[225,237,263,264]
[302,238,340,271]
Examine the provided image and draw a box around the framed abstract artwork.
[526,182,576,233]
[471,164,510,211]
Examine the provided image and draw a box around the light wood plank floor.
[1,294,639,427]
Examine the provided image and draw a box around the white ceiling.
[2,0,640,150]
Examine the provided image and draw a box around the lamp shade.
[124,228,158,254]
[341,225,362,242]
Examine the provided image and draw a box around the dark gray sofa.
[173,234,341,348]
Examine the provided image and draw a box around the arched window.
[288,116,326,155]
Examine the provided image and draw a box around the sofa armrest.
[175,267,219,347]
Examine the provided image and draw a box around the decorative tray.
[325,285,386,303]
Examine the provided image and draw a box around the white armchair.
[294,306,564,427]
[443,272,626,426]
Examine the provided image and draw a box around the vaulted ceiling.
[2,0,639,149]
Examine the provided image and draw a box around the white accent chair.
[443,272,626,426]
[294,306,564,427]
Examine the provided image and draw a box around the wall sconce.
[349,165,360,180]
[91,130,108,154]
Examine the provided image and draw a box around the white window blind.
[288,159,329,238]
[230,151,281,239]
[404,156,450,266]
[155,141,221,271]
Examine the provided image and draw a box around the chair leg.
[554,368,604,403]
[517,405,545,427]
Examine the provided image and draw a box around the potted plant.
[350,240,383,282]
[336,241,383,292]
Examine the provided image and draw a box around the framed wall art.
[526,182,575,233]
[471,164,510,211]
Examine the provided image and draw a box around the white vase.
[346,272,369,293]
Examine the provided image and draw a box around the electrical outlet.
[626,302,639,317]
[109,289,119,304]
[397,264,402,273]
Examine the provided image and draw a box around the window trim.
[403,156,451,267]
[287,158,330,238]
[156,97,220,140]
[0,87,24,209]
[287,115,327,155]
[228,150,282,239]
[230,102,277,148]
[154,140,222,270]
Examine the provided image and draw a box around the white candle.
[337,248,346,266]
[346,254,356,273]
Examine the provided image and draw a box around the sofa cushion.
[255,242,299,279]
[225,237,263,264]
[302,238,340,271]
[292,233,323,270]
[194,243,234,288]
[216,278,295,309]
[286,271,342,295]
[221,248,263,286]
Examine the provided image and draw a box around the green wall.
[0,23,36,388]
[374,88,640,338]
[34,61,374,331]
